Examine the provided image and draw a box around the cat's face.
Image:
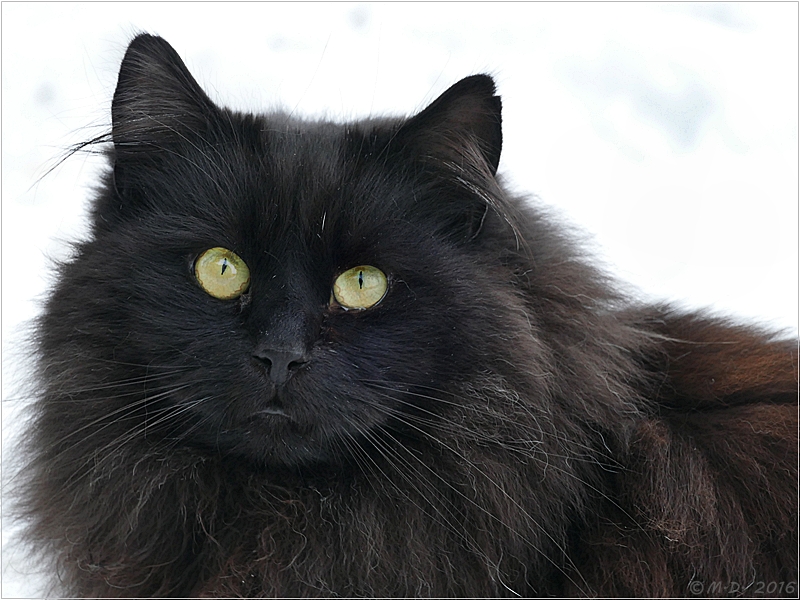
[43,35,528,468]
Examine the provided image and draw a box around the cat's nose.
[252,347,309,385]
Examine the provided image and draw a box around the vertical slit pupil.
[358,271,364,289]
[220,258,228,275]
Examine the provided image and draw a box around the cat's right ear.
[111,34,217,157]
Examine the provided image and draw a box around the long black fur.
[18,34,798,597]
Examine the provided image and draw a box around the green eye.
[195,247,250,300]
[332,265,388,310]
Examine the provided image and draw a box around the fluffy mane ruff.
[15,34,798,597]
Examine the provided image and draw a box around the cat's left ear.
[111,34,218,157]
[399,75,503,176]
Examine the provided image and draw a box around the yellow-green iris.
[332,265,388,310]
[195,247,250,300]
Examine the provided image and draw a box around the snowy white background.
[2,2,797,596]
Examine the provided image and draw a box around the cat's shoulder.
[568,310,798,596]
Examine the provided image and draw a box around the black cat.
[19,34,797,597]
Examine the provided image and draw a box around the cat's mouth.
[253,407,290,418]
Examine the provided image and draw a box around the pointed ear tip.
[127,32,158,49]
[460,74,498,97]
[124,33,176,61]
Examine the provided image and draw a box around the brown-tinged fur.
[567,313,798,597]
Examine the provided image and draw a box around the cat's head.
[40,34,544,468]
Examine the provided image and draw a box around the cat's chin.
[220,406,343,469]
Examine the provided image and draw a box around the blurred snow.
[2,2,797,596]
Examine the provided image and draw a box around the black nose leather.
[253,347,309,385]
